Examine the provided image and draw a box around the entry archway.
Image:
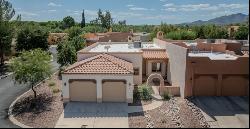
[146,73,165,87]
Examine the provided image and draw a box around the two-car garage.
[69,79,127,103]
[62,54,134,103]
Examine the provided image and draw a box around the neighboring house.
[84,32,133,46]
[48,33,68,45]
[132,32,151,42]
[62,31,249,103]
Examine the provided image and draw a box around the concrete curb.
[8,71,58,128]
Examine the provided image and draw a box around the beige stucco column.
[126,77,134,103]
[96,79,102,103]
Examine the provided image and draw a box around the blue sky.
[8,0,249,25]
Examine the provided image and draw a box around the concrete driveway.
[190,96,249,128]
[55,102,129,128]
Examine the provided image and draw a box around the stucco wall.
[62,74,134,103]
[77,52,143,85]
[154,38,188,98]
[159,86,180,96]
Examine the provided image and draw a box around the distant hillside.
[182,13,249,25]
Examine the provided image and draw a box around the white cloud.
[127,4,135,7]
[48,2,62,7]
[160,0,167,2]
[180,4,211,11]
[129,7,155,11]
[218,4,245,9]
[163,3,174,7]
[162,3,224,12]
[162,8,177,12]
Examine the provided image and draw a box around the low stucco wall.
[159,86,180,96]
[62,74,134,103]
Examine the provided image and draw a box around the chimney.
[157,31,164,39]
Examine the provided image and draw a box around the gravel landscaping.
[10,73,63,128]
[129,97,210,128]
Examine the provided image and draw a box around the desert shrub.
[138,84,152,100]
[52,88,60,94]
[48,81,56,87]
[163,91,172,101]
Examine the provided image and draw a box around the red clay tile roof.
[142,50,168,60]
[63,53,134,74]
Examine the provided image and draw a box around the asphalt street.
[0,46,59,128]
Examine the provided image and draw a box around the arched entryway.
[146,73,164,95]
[147,73,164,86]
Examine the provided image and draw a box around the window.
[152,62,161,72]
[134,68,139,75]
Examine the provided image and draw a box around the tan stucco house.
[62,32,249,103]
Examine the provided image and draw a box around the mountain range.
[181,13,249,25]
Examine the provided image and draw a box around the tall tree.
[62,16,75,29]
[234,25,249,40]
[0,0,15,21]
[16,25,49,51]
[57,41,77,67]
[118,20,126,26]
[64,26,83,39]
[16,14,21,21]
[0,21,12,65]
[104,11,112,29]
[70,36,85,51]
[10,49,52,98]
[81,9,85,28]
[0,0,15,65]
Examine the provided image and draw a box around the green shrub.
[163,91,172,101]
[138,85,152,100]
[48,81,56,87]
[52,88,60,93]
[166,30,197,40]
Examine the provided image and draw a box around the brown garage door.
[222,76,248,96]
[102,80,126,102]
[69,80,97,102]
[194,75,217,96]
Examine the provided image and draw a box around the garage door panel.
[102,81,126,102]
[222,76,248,96]
[69,80,97,102]
[194,75,217,96]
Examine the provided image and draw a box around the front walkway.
[55,102,129,128]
